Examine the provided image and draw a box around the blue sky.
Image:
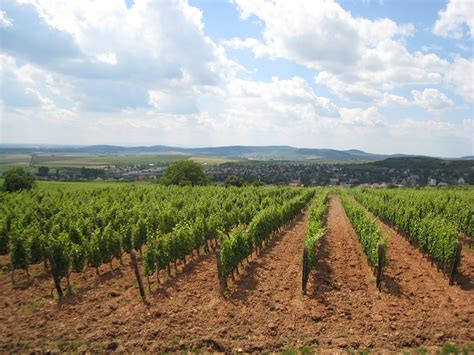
[0,0,472,156]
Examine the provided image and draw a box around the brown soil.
[0,196,472,353]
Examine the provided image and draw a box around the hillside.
[1,144,467,162]
[373,156,474,170]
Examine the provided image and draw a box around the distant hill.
[373,156,474,170]
[0,144,472,162]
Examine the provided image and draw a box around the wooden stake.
[302,247,308,295]
[45,247,63,299]
[66,273,72,295]
[10,260,15,285]
[130,250,146,302]
[376,243,384,291]
[449,242,462,286]
[215,248,227,295]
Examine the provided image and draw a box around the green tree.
[160,160,210,186]
[37,166,49,177]
[224,175,246,187]
[3,168,35,192]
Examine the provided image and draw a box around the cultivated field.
[0,153,239,172]
[0,183,473,353]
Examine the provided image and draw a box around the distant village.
[31,159,472,188]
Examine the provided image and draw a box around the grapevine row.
[219,190,315,283]
[0,185,305,295]
[356,189,472,239]
[340,193,386,289]
[350,189,460,270]
[301,191,328,294]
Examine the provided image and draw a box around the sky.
[0,0,473,157]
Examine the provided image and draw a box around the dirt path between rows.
[301,195,473,349]
[370,204,474,343]
[0,196,472,352]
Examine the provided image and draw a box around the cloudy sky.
[0,0,473,156]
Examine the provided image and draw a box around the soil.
[0,195,472,353]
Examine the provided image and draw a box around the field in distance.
[0,153,239,172]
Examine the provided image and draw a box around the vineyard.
[0,182,473,352]
[340,193,386,290]
[349,189,469,283]
[0,184,311,296]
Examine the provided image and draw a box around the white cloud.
[0,54,48,108]
[222,37,260,50]
[96,52,118,65]
[411,88,454,112]
[221,76,340,132]
[315,71,383,102]
[232,0,413,70]
[421,44,443,53]
[0,0,242,112]
[0,10,13,27]
[433,0,474,39]
[231,0,447,104]
[444,55,474,102]
[339,107,384,126]
[148,89,199,115]
[377,93,410,107]
[390,118,465,138]
[0,55,78,124]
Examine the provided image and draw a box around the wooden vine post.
[449,241,462,286]
[216,248,227,295]
[130,250,146,302]
[376,243,384,291]
[302,247,308,295]
[45,247,63,300]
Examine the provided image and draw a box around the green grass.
[31,153,190,167]
[438,343,474,355]
[56,339,90,352]
[22,299,45,315]
[189,156,239,165]
[170,336,181,346]
[439,343,460,354]
[32,179,154,192]
[0,342,32,351]
[300,346,314,354]
[281,348,298,355]
[1,178,145,193]
[87,154,190,165]
[0,154,32,164]
[0,154,34,173]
